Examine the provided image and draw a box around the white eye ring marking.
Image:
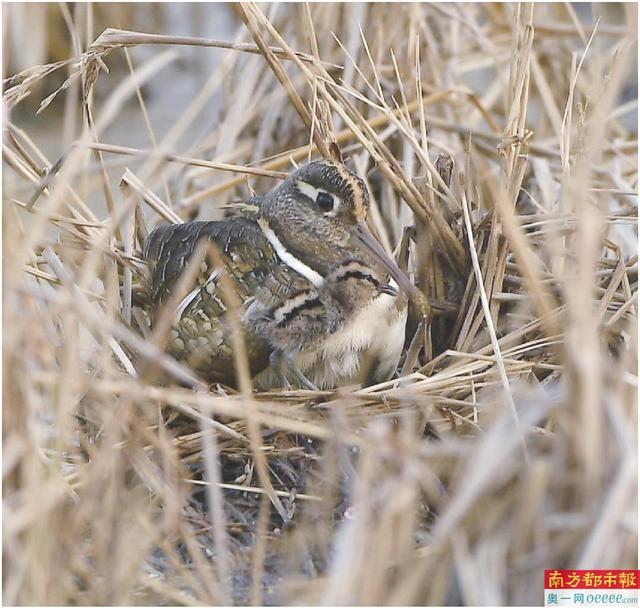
[296,180,341,216]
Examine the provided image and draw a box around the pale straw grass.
[3,3,637,605]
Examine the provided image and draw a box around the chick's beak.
[353,220,414,296]
[378,282,399,297]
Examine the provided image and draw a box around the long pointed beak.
[353,220,415,295]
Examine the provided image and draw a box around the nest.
[3,3,637,605]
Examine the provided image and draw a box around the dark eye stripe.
[338,270,379,286]
[275,297,323,326]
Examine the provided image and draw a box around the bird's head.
[260,159,413,294]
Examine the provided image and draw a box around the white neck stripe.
[258,218,325,287]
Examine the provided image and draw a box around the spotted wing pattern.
[144,218,309,385]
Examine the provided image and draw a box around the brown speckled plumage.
[143,160,409,389]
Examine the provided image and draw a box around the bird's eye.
[296,180,338,214]
[316,191,334,212]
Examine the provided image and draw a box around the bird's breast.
[296,290,408,389]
